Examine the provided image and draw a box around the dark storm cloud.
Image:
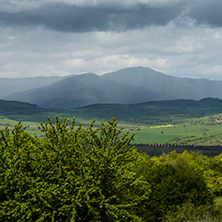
[0,2,184,32]
[189,0,222,27]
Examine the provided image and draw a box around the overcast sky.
[1,0,222,80]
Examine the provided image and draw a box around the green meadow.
[133,121,222,145]
[2,112,222,146]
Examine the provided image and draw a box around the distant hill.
[73,98,222,124]
[1,98,222,125]
[4,67,222,108]
[0,76,62,98]
[0,100,45,115]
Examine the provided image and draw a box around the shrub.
[138,153,214,221]
[164,201,222,222]
[0,117,149,221]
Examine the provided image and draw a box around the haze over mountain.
[0,76,62,98]
[4,67,222,109]
[5,72,160,108]
[103,67,222,100]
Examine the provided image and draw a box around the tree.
[136,151,214,221]
[0,117,149,221]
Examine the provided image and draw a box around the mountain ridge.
[4,66,222,108]
[72,97,222,123]
[0,76,62,98]
[1,98,222,125]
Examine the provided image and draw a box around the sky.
[1,0,222,80]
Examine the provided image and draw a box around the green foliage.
[208,154,222,196]
[0,117,221,221]
[0,117,149,221]
[164,201,222,222]
[136,151,214,221]
[157,151,222,197]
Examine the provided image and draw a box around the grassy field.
[0,113,107,136]
[123,115,222,146]
[133,122,222,145]
[2,112,222,148]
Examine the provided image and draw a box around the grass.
[133,123,222,145]
[2,112,222,147]
[132,115,222,145]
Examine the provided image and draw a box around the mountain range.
[3,67,222,108]
[0,76,61,99]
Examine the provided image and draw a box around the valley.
[1,98,222,156]
[1,67,222,156]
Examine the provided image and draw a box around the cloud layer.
[1,0,222,79]
[0,1,185,32]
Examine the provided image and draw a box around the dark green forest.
[0,117,222,221]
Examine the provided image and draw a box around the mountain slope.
[0,76,62,98]
[5,67,222,109]
[102,67,222,100]
[73,98,222,123]
[6,73,161,108]
[0,100,45,115]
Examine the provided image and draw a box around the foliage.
[164,201,222,222]
[0,117,149,221]
[0,117,221,221]
[136,151,214,221]
[208,154,222,196]
[156,151,222,196]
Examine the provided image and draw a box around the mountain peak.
[4,66,222,109]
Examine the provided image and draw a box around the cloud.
[65,54,168,75]
[1,21,222,79]
[0,1,185,32]
[1,0,222,32]
[188,0,222,27]
[1,0,222,80]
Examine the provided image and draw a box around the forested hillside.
[73,97,222,124]
[0,100,45,115]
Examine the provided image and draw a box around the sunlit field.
[2,113,222,146]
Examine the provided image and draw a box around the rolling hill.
[0,100,45,115]
[72,98,222,124]
[4,67,222,108]
[2,98,222,125]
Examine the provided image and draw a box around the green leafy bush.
[0,117,149,221]
[137,152,214,221]
[164,201,222,222]
[156,151,222,197]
